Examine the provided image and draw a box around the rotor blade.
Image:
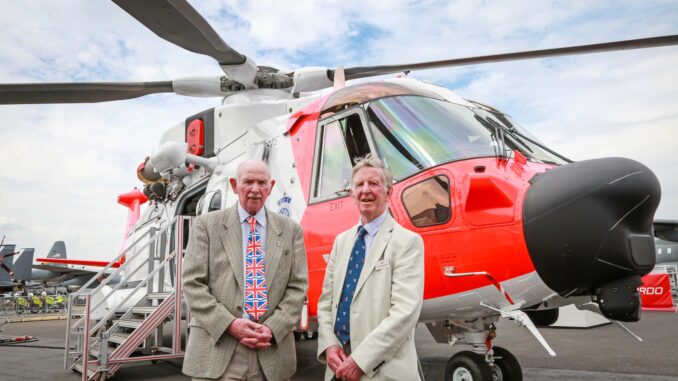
[0,82,173,104]
[334,35,678,81]
[1,263,13,276]
[113,0,246,66]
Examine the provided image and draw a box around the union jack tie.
[244,216,267,321]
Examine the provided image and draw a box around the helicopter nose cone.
[523,157,661,296]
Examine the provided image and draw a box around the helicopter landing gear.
[489,347,522,381]
[428,317,523,381]
[445,351,491,381]
[443,347,522,381]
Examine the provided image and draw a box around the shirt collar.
[237,202,267,227]
[359,209,389,238]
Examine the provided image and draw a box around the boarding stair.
[66,216,191,381]
[658,264,678,304]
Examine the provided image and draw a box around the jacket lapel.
[220,205,244,292]
[264,208,283,291]
[354,215,395,297]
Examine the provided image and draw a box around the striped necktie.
[244,216,267,321]
[334,226,368,345]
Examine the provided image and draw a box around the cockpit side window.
[401,175,452,227]
[312,109,372,203]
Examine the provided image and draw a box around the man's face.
[230,162,275,215]
[350,166,392,223]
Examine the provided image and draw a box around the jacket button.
[237,306,242,312]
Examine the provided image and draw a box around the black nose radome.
[523,157,661,297]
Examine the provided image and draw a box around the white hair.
[351,154,393,190]
[235,159,271,180]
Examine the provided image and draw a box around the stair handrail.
[88,249,177,336]
[71,216,172,298]
[69,217,174,330]
[64,216,174,370]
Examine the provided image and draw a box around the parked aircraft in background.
[30,241,119,290]
[0,241,119,291]
[0,243,18,289]
[655,220,678,267]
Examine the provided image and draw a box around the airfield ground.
[1,311,677,380]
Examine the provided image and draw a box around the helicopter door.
[303,107,377,315]
[310,108,374,203]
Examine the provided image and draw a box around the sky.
[0,0,677,261]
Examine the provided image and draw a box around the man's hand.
[335,356,363,381]
[226,318,260,340]
[227,318,272,349]
[325,345,347,374]
[239,324,273,349]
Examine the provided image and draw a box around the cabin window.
[196,194,206,215]
[313,110,372,202]
[401,175,451,227]
[208,190,222,212]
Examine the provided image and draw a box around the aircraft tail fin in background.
[13,248,34,281]
[0,245,17,282]
[117,188,148,265]
[47,241,67,259]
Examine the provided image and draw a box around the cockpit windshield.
[366,95,566,180]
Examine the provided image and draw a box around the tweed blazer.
[182,204,308,380]
[317,214,425,381]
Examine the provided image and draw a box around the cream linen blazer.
[317,214,425,381]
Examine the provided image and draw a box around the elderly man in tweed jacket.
[182,160,308,381]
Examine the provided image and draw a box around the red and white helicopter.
[2,1,676,380]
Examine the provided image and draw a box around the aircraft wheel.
[293,331,302,341]
[445,351,492,381]
[491,347,522,381]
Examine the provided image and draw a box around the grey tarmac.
[0,311,676,381]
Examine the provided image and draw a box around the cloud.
[1,0,677,260]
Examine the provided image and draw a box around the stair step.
[108,332,131,345]
[147,292,172,299]
[117,318,144,329]
[72,361,97,377]
[131,306,157,314]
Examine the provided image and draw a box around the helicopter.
[1,1,677,380]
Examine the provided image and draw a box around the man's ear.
[229,178,238,193]
[270,179,276,191]
[386,186,394,198]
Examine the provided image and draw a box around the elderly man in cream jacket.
[317,155,425,381]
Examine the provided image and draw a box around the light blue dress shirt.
[359,209,389,252]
